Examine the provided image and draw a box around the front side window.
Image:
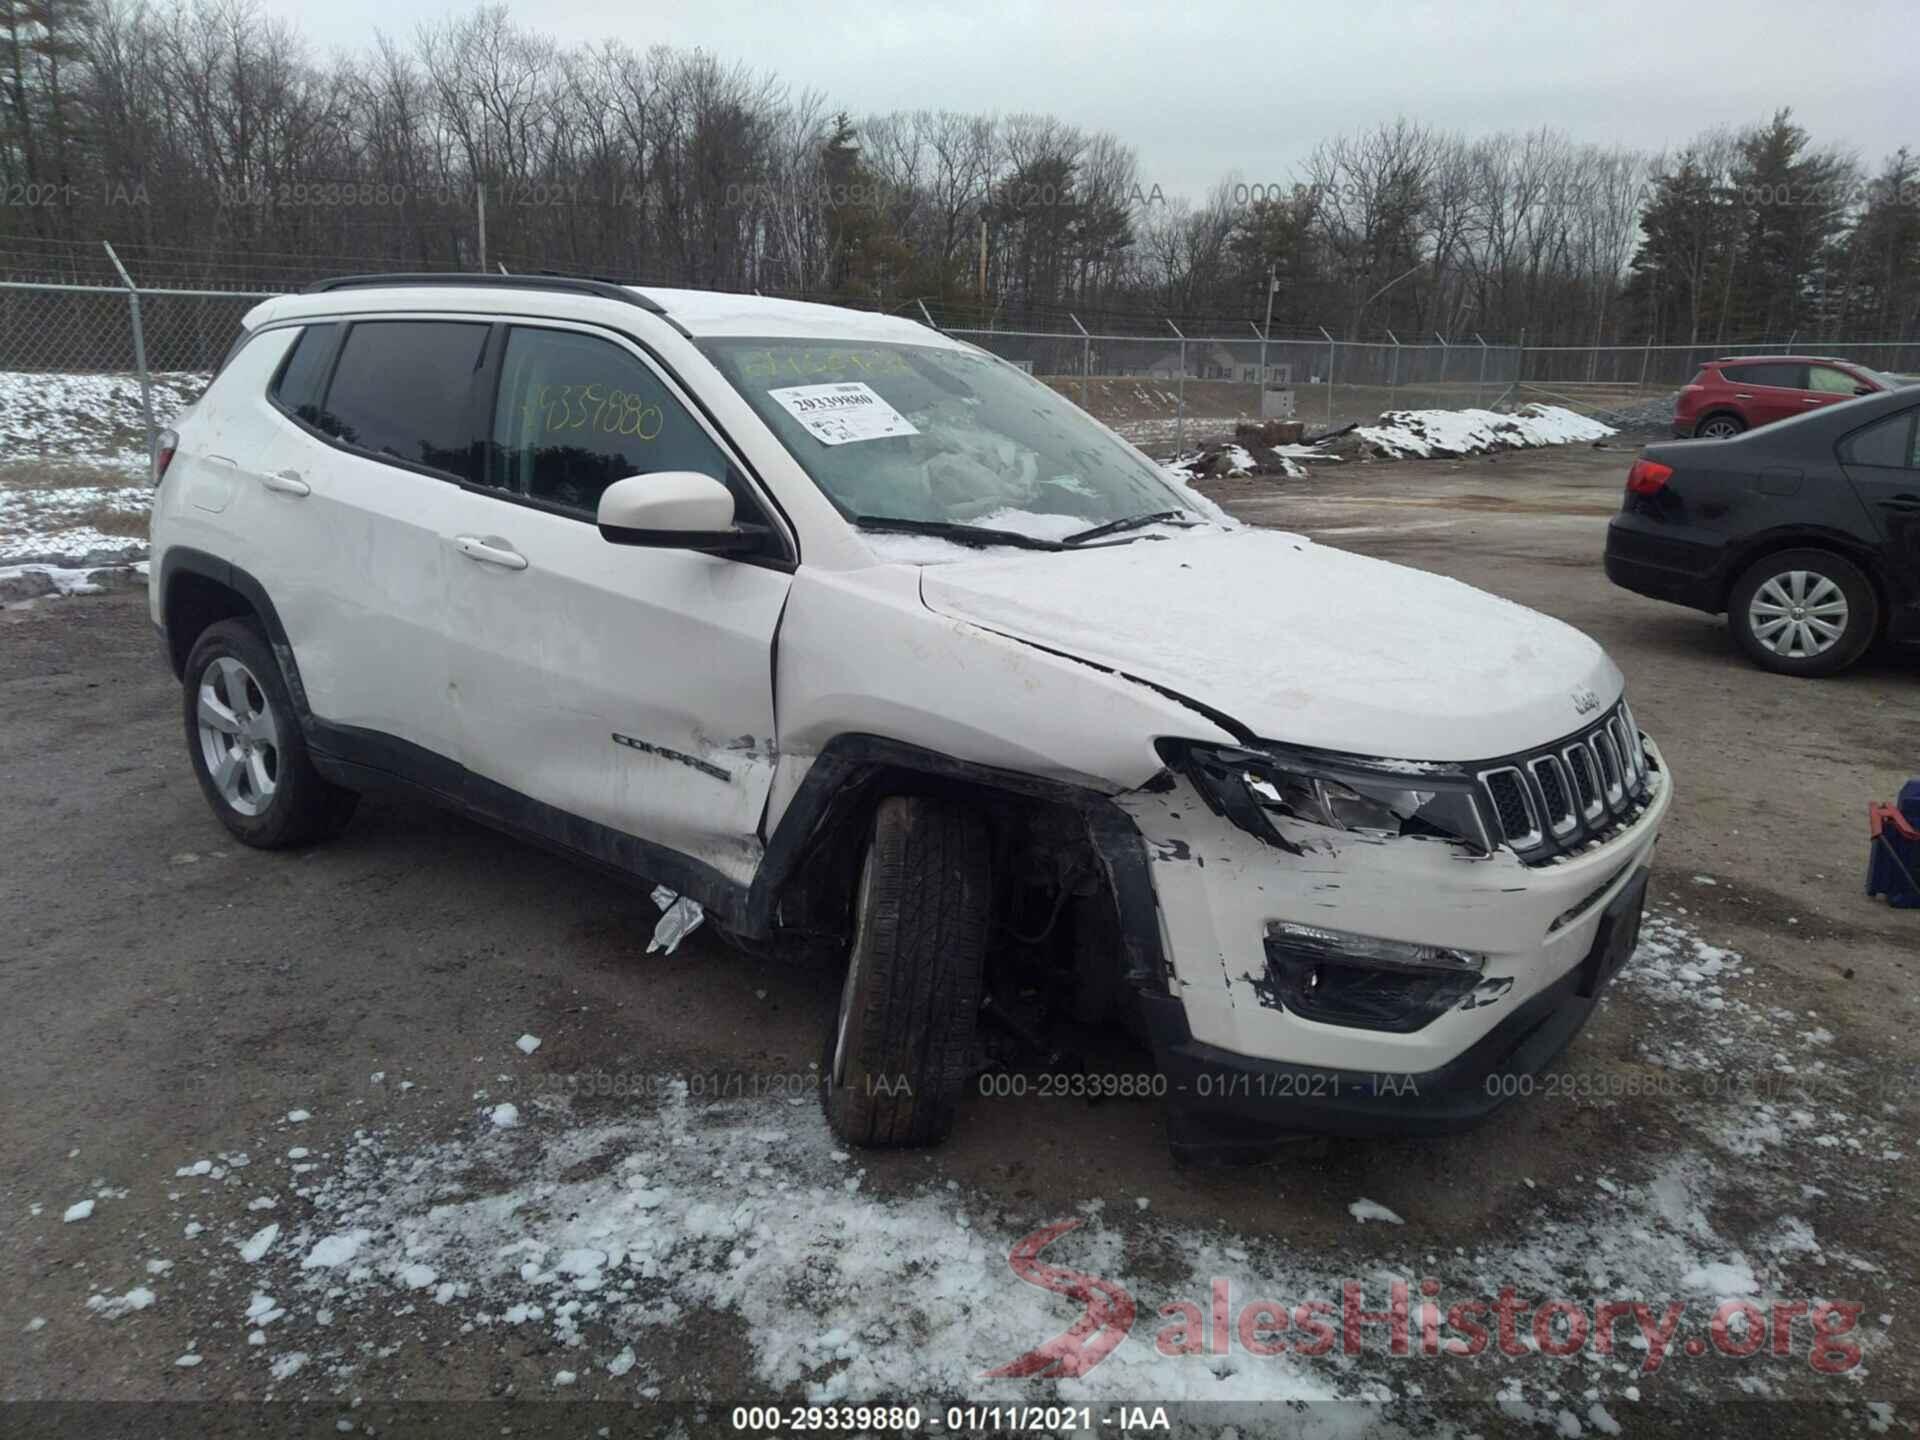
[488,327,735,518]
[1842,410,1918,468]
[1808,365,1862,395]
[313,321,489,481]
[698,338,1189,532]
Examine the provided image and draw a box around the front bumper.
[1140,871,1647,1159]
[1118,738,1670,1154]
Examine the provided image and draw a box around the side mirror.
[596,472,769,554]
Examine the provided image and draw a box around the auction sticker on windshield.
[769,381,920,446]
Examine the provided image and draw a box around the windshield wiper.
[852,515,1067,551]
[1062,510,1200,545]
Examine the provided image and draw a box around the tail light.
[154,427,178,485]
[1626,458,1672,496]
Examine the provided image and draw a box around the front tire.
[821,796,990,1148]
[183,619,358,847]
[1728,549,1876,677]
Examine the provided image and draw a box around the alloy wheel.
[1699,417,1742,439]
[196,656,282,816]
[1747,570,1849,659]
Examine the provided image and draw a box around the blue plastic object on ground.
[1866,779,1920,909]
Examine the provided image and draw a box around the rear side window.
[1721,362,1808,389]
[313,321,489,481]
[270,324,341,425]
[1842,411,1918,468]
[487,326,739,517]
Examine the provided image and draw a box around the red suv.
[1675,356,1899,439]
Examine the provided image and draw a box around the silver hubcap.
[1702,419,1739,438]
[1749,570,1849,658]
[197,656,281,816]
[831,846,878,1090]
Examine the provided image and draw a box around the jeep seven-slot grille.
[1476,701,1655,865]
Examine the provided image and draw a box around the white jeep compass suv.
[150,274,1670,1161]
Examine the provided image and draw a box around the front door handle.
[260,468,310,496]
[1882,494,1920,513]
[453,535,529,571]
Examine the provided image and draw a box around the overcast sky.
[269,0,1916,199]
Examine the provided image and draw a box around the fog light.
[1262,922,1485,1033]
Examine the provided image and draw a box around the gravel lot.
[2,439,1915,1435]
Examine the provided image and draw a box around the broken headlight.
[1160,742,1493,855]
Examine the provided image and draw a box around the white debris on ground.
[1347,1198,1404,1225]
[1353,404,1614,459]
[515,1034,542,1056]
[65,908,1891,1424]
[646,886,705,955]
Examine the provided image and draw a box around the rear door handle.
[453,535,529,571]
[260,468,310,496]
[1883,494,1920,513]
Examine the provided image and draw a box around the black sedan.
[1605,384,1920,676]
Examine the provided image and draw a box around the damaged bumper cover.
[1114,735,1670,1156]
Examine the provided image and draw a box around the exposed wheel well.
[163,570,257,678]
[765,766,1140,1024]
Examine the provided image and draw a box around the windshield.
[698,337,1192,535]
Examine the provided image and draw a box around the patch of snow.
[489,1103,520,1129]
[285,1110,311,1124]
[270,1351,308,1380]
[1348,1198,1404,1225]
[301,1230,370,1269]
[62,1200,95,1223]
[239,1223,279,1263]
[515,1034,541,1055]
[1353,403,1614,459]
[84,1286,155,1319]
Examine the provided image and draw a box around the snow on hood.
[918,528,1620,761]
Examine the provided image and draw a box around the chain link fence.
[0,278,274,482]
[4,264,1919,475]
[951,324,1920,452]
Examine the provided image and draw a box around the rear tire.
[1728,548,1876,677]
[1696,413,1746,439]
[821,796,990,1148]
[183,619,358,848]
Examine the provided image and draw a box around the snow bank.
[1354,403,1614,459]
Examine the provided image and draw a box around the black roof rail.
[302,272,666,315]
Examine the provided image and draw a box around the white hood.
[917,528,1621,762]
